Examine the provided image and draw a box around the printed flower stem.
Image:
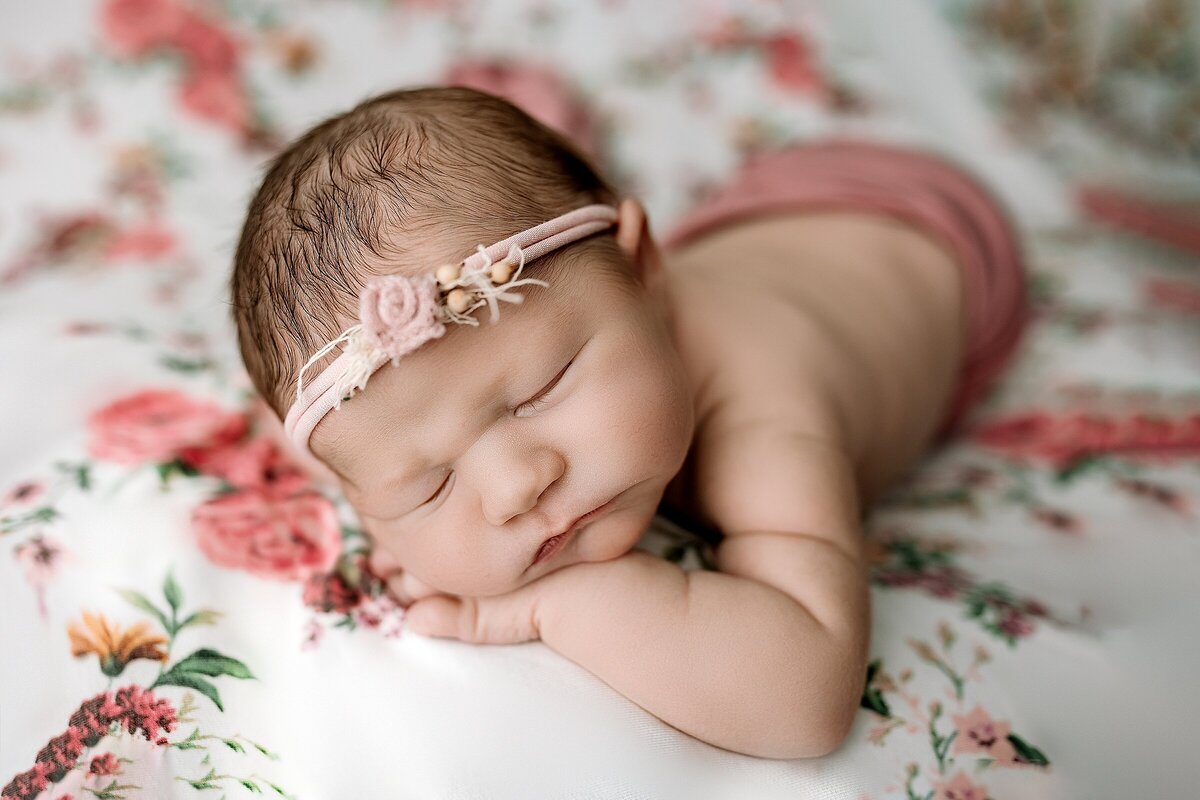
[928,703,958,775]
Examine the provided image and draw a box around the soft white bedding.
[3,0,1199,797]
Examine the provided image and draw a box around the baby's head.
[230,87,695,597]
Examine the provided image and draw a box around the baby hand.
[400,559,606,645]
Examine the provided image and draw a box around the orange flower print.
[951,705,1019,765]
[66,611,168,677]
[933,771,989,800]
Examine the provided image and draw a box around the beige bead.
[446,288,471,313]
[435,263,461,287]
[490,260,514,285]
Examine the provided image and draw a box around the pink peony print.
[359,274,446,361]
[178,67,251,134]
[87,389,247,466]
[98,0,186,58]
[191,488,341,581]
[932,771,989,800]
[952,705,1019,765]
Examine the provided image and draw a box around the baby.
[230,86,1027,760]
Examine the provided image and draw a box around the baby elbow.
[775,676,861,759]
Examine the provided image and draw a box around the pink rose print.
[179,435,310,497]
[359,274,446,361]
[444,61,597,157]
[173,11,241,72]
[952,705,1019,765]
[179,67,251,134]
[98,0,186,58]
[972,409,1200,466]
[764,32,827,98]
[303,568,363,614]
[88,752,119,776]
[191,488,340,581]
[87,389,247,466]
[101,221,177,263]
[932,771,989,800]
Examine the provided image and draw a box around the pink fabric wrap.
[661,139,1030,441]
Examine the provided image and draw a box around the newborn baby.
[230,87,1027,759]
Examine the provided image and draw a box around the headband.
[282,203,620,460]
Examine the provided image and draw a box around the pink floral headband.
[283,204,619,460]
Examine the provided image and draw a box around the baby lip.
[529,497,613,568]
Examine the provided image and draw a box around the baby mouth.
[530,497,617,567]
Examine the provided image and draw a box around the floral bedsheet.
[3,0,1198,798]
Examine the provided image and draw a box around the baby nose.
[480,444,566,527]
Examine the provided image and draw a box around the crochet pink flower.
[358,273,446,361]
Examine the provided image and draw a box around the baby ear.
[614,197,667,295]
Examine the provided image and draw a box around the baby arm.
[405,428,869,759]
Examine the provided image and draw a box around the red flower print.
[179,435,310,497]
[303,569,363,614]
[932,771,989,800]
[98,0,186,58]
[1144,277,1200,314]
[1,762,51,800]
[973,409,1200,466]
[2,688,173,800]
[191,488,341,581]
[101,221,177,263]
[86,389,247,466]
[112,685,178,743]
[178,67,251,134]
[88,752,119,776]
[171,11,241,72]
[764,32,826,98]
[951,705,1019,765]
[444,61,597,157]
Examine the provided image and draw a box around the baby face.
[311,255,695,598]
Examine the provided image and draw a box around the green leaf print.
[164,571,183,614]
[1008,733,1050,766]
[117,588,172,634]
[154,671,225,712]
[171,648,255,680]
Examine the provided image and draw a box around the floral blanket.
[3,1,1198,798]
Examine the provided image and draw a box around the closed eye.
[515,358,574,417]
[420,470,453,507]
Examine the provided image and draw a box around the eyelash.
[416,358,575,509]
[514,358,574,417]
[421,470,453,507]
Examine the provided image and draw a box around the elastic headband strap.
[282,203,619,461]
